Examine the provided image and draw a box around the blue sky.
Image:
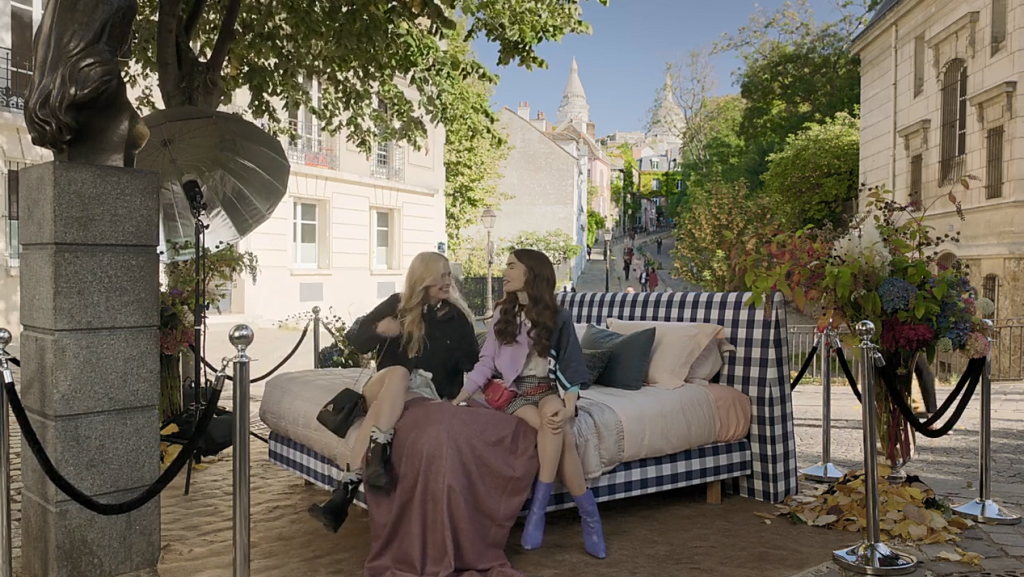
[471,0,847,136]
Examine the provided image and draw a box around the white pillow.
[605,319,733,389]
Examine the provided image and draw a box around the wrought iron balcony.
[369,141,405,182]
[286,137,340,171]
[0,48,32,113]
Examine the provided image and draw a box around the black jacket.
[349,293,479,400]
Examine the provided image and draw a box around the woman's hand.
[450,388,471,406]
[375,317,401,338]
[543,404,574,435]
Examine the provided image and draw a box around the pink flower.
[964,332,990,359]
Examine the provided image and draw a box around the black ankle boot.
[307,472,361,533]
[364,426,395,494]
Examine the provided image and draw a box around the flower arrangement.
[741,178,993,470]
[160,289,195,355]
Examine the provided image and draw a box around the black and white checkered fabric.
[556,290,798,503]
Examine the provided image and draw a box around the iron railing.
[788,319,1024,384]
[456,276,504,317]
[286,137,339,171]
[370,141,405,182]
[0,48,32,113]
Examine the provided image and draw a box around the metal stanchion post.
[312,306,321,369]
[230,325,254,577]
[0,329,13,577]
[952,319,1021,524]
[802,328,845,483]
[833,321,917,575]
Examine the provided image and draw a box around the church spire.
[557,56,590,125]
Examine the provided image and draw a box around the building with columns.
[852,0,1022,319]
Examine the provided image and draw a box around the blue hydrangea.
[945,319,972,349]
[878,277,918,313]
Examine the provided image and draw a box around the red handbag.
[482,378,516,411]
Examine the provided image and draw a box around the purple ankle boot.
[521,479,554,550]
[574,489,607,559]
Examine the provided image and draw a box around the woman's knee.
[364,366,411,405]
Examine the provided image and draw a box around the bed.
[261,291,798,509]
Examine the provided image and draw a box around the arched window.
[940,59,968,185]
[937,252,958,270]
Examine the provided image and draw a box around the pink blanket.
[364,398,539,577]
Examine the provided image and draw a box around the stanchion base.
[833,542,917,575]
[801,462,845,483]
[952,498,1022,525]
[884,468,907,485]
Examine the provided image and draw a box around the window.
[651,178,660,191]
[986,126,1005,199]
[909,154,923,209]
[939,59,968,185]
[650,159,660,170]
[982,274,997,318]
[913,36,925,98]
[676,180,683,192]
[992,0,1007,56]
[4,161,27,268]
[372,209,395,270]
[293,201,318,268]
[587,168,592,181]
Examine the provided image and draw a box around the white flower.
[833,220,891,270]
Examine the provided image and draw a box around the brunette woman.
[308,252,480,532]
[452,249,607,559]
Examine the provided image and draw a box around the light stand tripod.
[182,179,209,497]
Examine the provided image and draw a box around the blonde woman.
[308,251,480,532]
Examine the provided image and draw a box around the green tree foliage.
[672,181,775,292]
[609,143,639,229]
[763,111,861,229]
[442,25,510,248]
[127,0,609,153]
[673,94,747,215]
[586,210,606,247]
[503,230,582,268]
[713,0,878,189]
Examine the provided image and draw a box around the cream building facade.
[0,0,447,334]
[853,0,1022,318]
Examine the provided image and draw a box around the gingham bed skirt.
[268,431,753,513]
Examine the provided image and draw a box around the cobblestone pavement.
[792,381,1024,576]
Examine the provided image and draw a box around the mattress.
[259,368,751,481]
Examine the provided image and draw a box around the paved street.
[575,233,699,293]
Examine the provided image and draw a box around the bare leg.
[346,365,411,471]
[513,399,564,483]
[558,426,588,496]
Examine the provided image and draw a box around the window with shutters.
[913,36,925,98]
[986,125,1004,199]
[4,161,27,268]
[991,0,1007,56]
[939,59,968,185]
[909,154,923,210]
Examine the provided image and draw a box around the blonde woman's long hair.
[398,252,474,358]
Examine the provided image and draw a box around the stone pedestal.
[18,162,162,577]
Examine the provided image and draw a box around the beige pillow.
[605,319,732,389]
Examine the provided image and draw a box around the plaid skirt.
[502,375,557,415]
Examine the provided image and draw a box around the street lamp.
[482,207,497,312]
[603,228,613,292]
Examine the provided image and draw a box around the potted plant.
[159,240,259,422]
[741,179,994,478]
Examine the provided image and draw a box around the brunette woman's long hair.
[494,249,559,357]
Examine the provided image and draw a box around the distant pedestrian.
[638,269,649,292]
[622,260,631,281]
[649,268,659,292]
[656,238,663,255]
[586,244,592,261]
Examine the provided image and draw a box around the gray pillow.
[581,349,614,389]
[475,329,488,350]
[580,325,656,391]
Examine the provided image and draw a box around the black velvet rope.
[191,319,311,383]
[790,344,818,390]
[6,357,18,367]
[876,356,984,439]
[834,348,863,402]
[4,380,224,516]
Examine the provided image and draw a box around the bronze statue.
[24,0,150,168]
